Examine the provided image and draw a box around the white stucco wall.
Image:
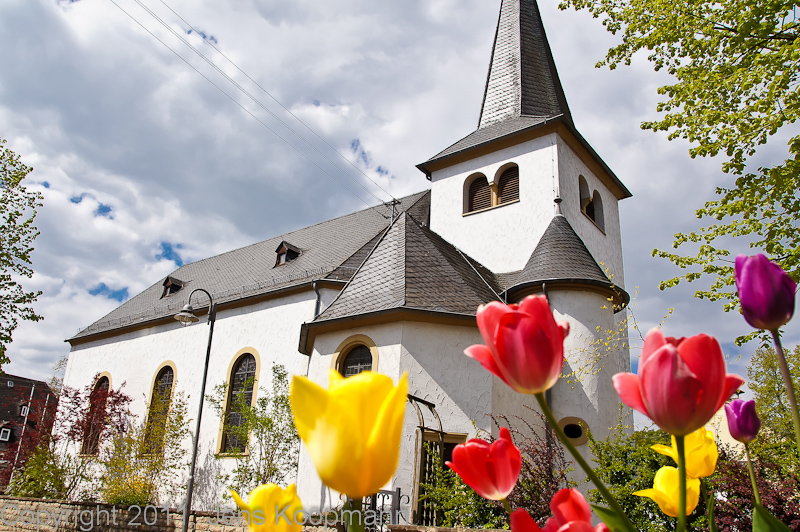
[63,290,318,509]
[556,138,625,287]
[298,320,489,523]
[428,134,560,273]
[428,133,628,291]
[547,289,632,483]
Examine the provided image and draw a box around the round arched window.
[223,354,257,453]
[340,345,373,377]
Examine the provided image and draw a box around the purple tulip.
[724,399,761,444]
[734,254,796,331]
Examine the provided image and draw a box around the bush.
[419,408,573,528]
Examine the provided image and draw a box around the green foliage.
[208,364,299,497]
[418,443,508,529]
[747,344,800,476]
[6,443,72,499]
[0,137,43,368]
[588,428,709,531]
[559,0,800,329]
[99,391,190,505]
[420,411,573,529]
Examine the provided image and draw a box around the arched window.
[497,166,519,204]
[579,175,591,214]
[339,345,373,377]
[579,176,604,231]
[222,354,257,453]
[82,376,109,455]
[145,366,174,453]
[467,175,492,213]
[591,190,604,231]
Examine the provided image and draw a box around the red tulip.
[613,329,744,436]
[511,489,609,532]
[465,295,569,395]
[511,509,542,532]
[446,427,521,500]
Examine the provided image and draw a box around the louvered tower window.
[497,166,519,204]
[339,345,372,377]
[222,354,257,453]
[467,176,492,212]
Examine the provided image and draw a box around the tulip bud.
[724,398,761,444]
[735,254,796,331]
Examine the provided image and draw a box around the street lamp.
[175,288,217,532]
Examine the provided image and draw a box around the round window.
[557,417,589,446]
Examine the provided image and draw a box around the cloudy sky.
[1,0,797,388]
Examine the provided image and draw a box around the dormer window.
[161,277,184,298]
[274,241,301,267]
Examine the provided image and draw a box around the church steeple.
[478,0,571,128]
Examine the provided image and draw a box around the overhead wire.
[106,0,393,218]
[157,0,397,203]
[128,0,392,211]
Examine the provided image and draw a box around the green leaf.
[707,495,718,532]
[752,504,792,532]
[590,504,637,532]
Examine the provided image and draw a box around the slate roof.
[415,0,631,200]
[315,212,503,322]
[505,214,629,308]
[70,191,430,341]
[478,0,571,129]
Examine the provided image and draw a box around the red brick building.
[0,374,57,487]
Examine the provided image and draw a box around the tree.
[6,377,131,501]
[559,0,800,325]
[0,137,43,368]
[747,344,800,476]
[208,364,299,497]
[100,391,190,505]
[587,428,702,532]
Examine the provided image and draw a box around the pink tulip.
[613,329,744,436]
[465,295,569,395]
[446,427,521,501]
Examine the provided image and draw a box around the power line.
[128,0,391,209]
[158,0,397,203]
[106,0,390,217]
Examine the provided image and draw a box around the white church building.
[64,0,632,523]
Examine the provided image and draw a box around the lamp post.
[174,288,217,532]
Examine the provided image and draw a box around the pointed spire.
[478,0,571,128]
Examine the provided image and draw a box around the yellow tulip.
[634,466,700,517]
[230,483,303,532]
[651,427,718,478]
[291,370,408,499]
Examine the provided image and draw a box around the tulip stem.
[675,435,687,532]
[771,329,800,459]
[344,498,365,532]
[744,444,762,506]
[534,393,637,532]
[502,498,513,515]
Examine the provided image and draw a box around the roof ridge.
[313,218,397,320]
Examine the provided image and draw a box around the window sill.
[215,451,250,459]
[463,198,520,217]
[581,211,606,235]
